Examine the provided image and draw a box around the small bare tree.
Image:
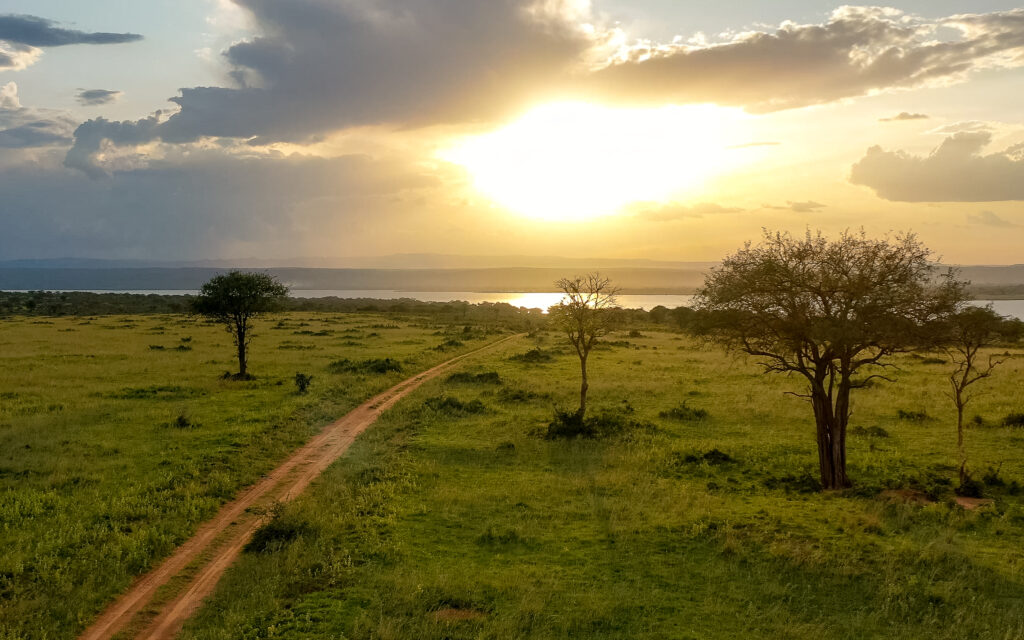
[549,273,620,419]
[942,306,1009,487]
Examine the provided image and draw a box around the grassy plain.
[0,312,507,639]
[173,329,1024,640]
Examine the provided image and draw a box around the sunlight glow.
[439,102,753,221]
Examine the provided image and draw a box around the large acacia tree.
[550,273,620,419]
[191,271,289,378]
[696,230,966,490]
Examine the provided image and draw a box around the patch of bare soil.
[955,496,995,510]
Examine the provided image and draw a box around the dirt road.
[79,333,522,640]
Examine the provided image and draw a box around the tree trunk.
[577,352,589,419]
[956,396,968,487]
[811,385,851,490]
[236,323,247,377]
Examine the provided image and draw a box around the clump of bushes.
[435,338,465,351]
[328,357,403,374]
[244,504,315,554]
[423,395,488,415]
[497,387,549,403]
[509,348,553,363]
[446,371,503,385]
[682,449,735,465]
[544,408,654,440]
[628,330,646,338]
[659,402,709,422]
[294,373,313,394]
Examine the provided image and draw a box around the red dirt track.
[79,334,523,640]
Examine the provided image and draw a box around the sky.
[1,1,1024,264]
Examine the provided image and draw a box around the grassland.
[0,312,509,639]
[169,329,1024,640]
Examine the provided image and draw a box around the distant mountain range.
[1,256,1023,297]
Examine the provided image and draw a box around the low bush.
[423,395,488,415]
[897,409,930,422]
[850,425,890,438]
[328,357,403,374]
[659,402,709,422]
[294,373,313,394]
[544,408,654,440]
[244,505,315,554]
[446,371,503,385]
[509,348,554,363]
[1003,413,1024,428]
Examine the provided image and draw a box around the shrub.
[244,505,315,554]
[294,373,313,394]
[682,449,735,465]
[446,371,503,385]
[423,395,487,415]
[168,413,199,429]
[544,408,654,440]
[509,348,553,363]
[1003,413,1024,428]
[850,425,890,438]
[659,402,709,422]
[628,330,645,338]
[497,387,548,403]
[763,472,822,494]
[328,358,403,374]
[956,475,985,498]
[897,409,930,422]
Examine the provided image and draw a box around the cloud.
[850,131,1024,202]
[76,89,122,106]
[62,4,1024,176]
[632,201,744,221]
[928,120,995,135]
[0,150,443,259]
[880,112,929,122]
[762,201,827,212]
[0,14,142,71]
[0,82,75,149]
[967,211,1018,227]
[585,7,1024,113]
[0,14,141,46]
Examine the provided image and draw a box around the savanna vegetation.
[2,232,1024,640]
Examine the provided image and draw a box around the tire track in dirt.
[79,333,524,640]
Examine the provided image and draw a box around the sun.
[439,102,752,222]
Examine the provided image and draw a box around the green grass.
[0,312,508,639]
[172,329,1024,640]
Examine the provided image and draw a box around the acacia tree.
[696,230,965,490]
[942,306,1009,488]
[549,273,620,419]
[191,271,289,378]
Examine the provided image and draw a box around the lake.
[8,289,1024,319]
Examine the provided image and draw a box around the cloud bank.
[64,4,1024,176]
[851,131,1024,202]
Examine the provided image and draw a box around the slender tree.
[549,273,620,419]
[696,230,966,490]
[942,306,1009,487]
[191,271,289,378]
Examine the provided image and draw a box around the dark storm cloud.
[586,7,1024,113]
[1,151,439,259]
[0,14,142,46]
[76,89,122,106]
[850,131,1024,202]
